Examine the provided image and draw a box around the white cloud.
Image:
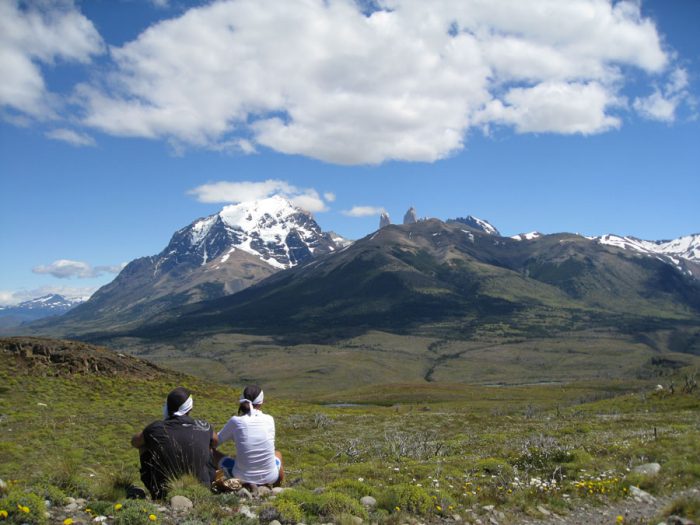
[188,179,333,212]
[324,192,336,203]
[0,0,103,119]
[32,259,126,279]
[0,285,97,306]
[74,0,674,165]
[45,128,96,147]
[633,67,693,122]
[342,206,387,217]
[477,82,621,134]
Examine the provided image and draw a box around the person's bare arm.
[131,432,145,449]
[210,431,219,449]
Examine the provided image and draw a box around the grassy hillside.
[1,337,699,524]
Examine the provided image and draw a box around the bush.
[662,494,700,521]
[474,457,514,477]
[0,489,47,525]
[112,500,160,525]
[275,489,367,520]
[327,478,378,499]
[260,500,304,524]
[379,484,433,515]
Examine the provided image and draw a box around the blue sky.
[1,0,698,304]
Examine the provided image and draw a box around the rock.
[452,514,463,522]
[629,485,656,504]
[170,495,193,511]
[313,487,325,494]
[496,511,506,520]
[403,207,417,225]
[93,517,108,523]
[272,487,287,495]
[352,516,363,525]
[667,517,696,525]
[0,479,7,494]
[75,498,87,506]
[360,496,377,508]
[65,497,76,504]
[482,505,495,512]
[269,521,282,525]
[239,504,257,519]
[537,505,551,516]
[257,486,272,498]
[64,502,79,512]
[489,517,500,525]
[237,487,253,499]
[379,212,391,229]
[632,463,661,477]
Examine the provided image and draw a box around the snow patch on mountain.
[511,232,542,241]
[449,216,500,236]
[597,233,700,263]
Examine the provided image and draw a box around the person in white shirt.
[214,385,284,487]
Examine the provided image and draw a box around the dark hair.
[166,386,191,417]
[238,384,262,416]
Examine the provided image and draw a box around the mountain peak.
[448,215,500,236]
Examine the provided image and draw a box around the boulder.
[170,495,193,511]
[632,463,661,477]
[257,486,272,498]
[629,485,656,504]
[237,488,253,499]
[360,496,377,508]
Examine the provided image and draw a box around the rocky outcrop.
[403,207,417,224]
[379,212,391,229]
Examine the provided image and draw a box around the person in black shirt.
[131,387,218,499]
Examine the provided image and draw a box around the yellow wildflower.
[395,506,401,512]
[17,504,30,514]
[114,503,123,511]
[149,514,157,521]
[64,519,74,525]
[436,506,442,512]
[616,516,624,524]
[0,510,7,519]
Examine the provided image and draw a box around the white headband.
[163,395,193,419]
[239,390,264,410]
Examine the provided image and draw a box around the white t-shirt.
[218,410,277,485]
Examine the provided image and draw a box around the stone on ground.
[170,495,193,511]
[630,485,656,504]
[632,463,662,477]
[360,495,377,508]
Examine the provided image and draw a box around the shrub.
[112,499,160,525]
[327,478,378,499]
[474,457,514,477]
[260,500,304,524]
[275,489,367,520]
[0,490,47,525]
[662,494,700,521]
[379,484,433,515]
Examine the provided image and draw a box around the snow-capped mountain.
[597,233,700,263]
[0,294,84,330]
[157,195,342,273]
[27,197,348,333]
[448,216,500,236]
[596,233,700,278]
[0,294,84,312]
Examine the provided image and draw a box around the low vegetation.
[1,339,699,523]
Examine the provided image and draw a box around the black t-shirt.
[140,415,215,497]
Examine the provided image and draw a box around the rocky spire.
[379,212,391,229]
[403,207,417,225]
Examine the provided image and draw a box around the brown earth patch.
[0,336,177,379]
